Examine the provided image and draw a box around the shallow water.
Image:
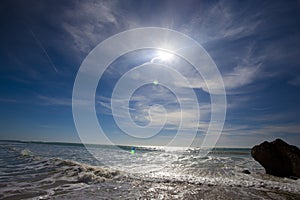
[0,141,299,199]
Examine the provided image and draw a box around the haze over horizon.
[1,0,300,148]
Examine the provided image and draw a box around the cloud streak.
[59,0,128,55]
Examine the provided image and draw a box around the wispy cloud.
[223,65,260,90]
[0,98,20,104]
[180,1,263,43]
[0,95,72,107]
[288,76,300,86]
[222,123,300,137]
[36,95,72,106]
[95,55,222,137]
[59,0,128,55]
[179,1,299,94]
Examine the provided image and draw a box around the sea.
[0,141,299,200]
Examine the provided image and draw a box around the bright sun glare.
[157,51,174,61]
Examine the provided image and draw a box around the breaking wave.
[0,142,299,199]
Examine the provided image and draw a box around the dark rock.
[242,170,251,174]
[251,139,300,178]
[289,176,298,180]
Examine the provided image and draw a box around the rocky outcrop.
[251,138,300,178]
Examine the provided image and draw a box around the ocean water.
[0,141,299,199]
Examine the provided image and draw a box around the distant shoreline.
[0,139,252,149]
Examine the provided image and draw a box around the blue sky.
[1,0,300,147]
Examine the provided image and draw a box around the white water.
[0,141,299,199]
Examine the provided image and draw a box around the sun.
[157,51,174,61]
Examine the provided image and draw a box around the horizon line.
[0,139,255,149]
